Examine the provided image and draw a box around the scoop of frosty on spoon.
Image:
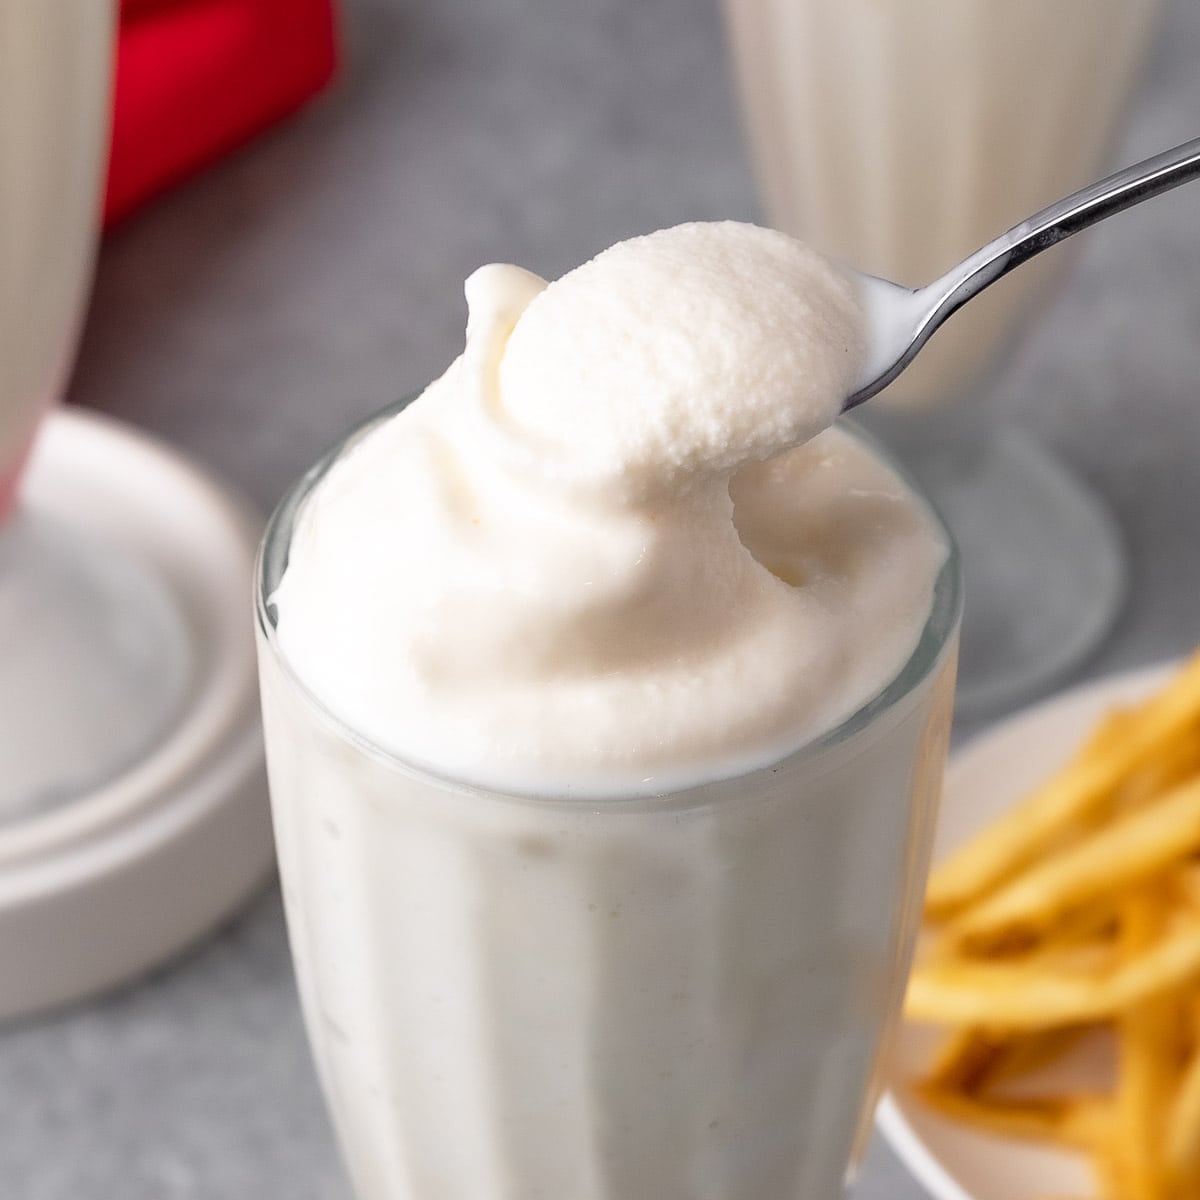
[845,135,1200,410]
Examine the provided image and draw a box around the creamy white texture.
[273,221,945,792]
[495,223,860,494]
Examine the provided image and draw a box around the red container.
[104,0,338,226]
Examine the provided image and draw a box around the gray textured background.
[5,0,1200,1195]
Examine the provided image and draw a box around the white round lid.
[0,407,274,1020]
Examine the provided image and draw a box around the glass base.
[856,412,1126,722]
[0,506,194,824]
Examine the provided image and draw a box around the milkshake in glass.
[257,223,960,1199]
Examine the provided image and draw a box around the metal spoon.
[844,135,1200,410]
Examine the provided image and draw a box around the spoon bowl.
[844,135,1200,410]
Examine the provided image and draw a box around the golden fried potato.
[909,653,1200,1200]
[926,651,1200,919]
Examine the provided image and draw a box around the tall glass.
[255,405,961,1200]
[723,0,1159,718]
[0,7,108,516]
[0,3,112,520]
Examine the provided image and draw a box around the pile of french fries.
[907,652,1200,1199]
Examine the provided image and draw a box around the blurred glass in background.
[723,0,1161,718]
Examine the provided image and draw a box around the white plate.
[876,660,1178,1200]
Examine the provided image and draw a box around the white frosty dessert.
[273,222,945,791]
[258,221,959,1200]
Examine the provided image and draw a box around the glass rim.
[255,395,963,805]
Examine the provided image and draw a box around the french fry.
[1115,727,1200,812]
[1165,1043,1200,1192]
[929,898,1118,962]
[1114,892,1179,1200]
[1094,1139,1134,1200]
[907,912,1200,1027]
[947,777,1200,950]
[1022,898,1120,962]
[911,654,1200,1199]
[1164,997,1200,1194]
[926,651,1200,919]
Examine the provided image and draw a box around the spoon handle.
[922,135,1200,329]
